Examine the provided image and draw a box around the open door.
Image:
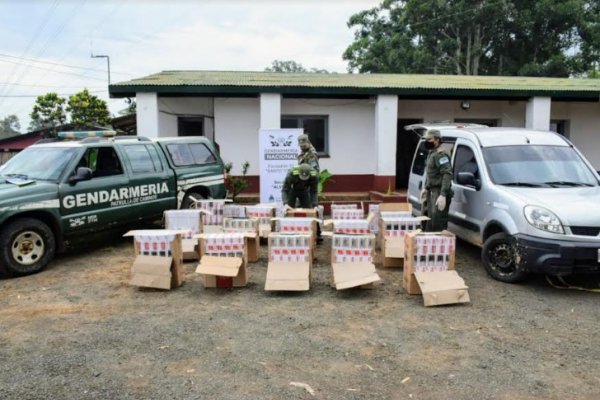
[395,119,422,189]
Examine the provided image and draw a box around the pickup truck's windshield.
[0,147,78,181]
[484,145,598,187]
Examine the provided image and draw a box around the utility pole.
[91,53,111,85]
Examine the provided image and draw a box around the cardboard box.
[124,230,185,290]
[330,234,380,290]
[194,233,253,288]
[380,216,428,267]
[403,230,456,294]
[195,255,247,288]
[414,270,470,306]
[265,233,312,291]
[163,209,205,260]
[223,218,260,262]
[246,204,276,238]
[368,203,380,234]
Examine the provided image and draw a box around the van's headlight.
[524,206,564,234]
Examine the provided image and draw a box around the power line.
[0,58,109,82]
[0,53,129,76]
[0,82,105,89]
[0,89,106,98]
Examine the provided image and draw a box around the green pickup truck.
[0,132,227,276]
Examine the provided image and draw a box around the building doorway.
[396,118,422,189]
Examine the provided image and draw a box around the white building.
[109,71,600,193]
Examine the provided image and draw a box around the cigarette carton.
[265,233,313,291]
[123,230,185,290]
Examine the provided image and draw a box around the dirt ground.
[1,236,599,400]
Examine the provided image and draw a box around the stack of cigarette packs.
[368,204,380,234]
[268,234,312,263]
[331,234,375,264]
[331,208,364,220]
[276,217,315,234]
[194,199,227,225]
[246,204,276,226]
[412,234,456,273]
[134,231,177,258]
[223,218,258,233]
[164,209,202,239]
[332,220,370,235]
[201,233,246,258]
[381,217,421,238]
[223,204,247,219]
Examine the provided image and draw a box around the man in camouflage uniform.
[282,163,322,242]
[421,129,453,232]
[282,163,318,210]
[297,134,320,174]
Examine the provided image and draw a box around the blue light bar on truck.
[57,130,117,139]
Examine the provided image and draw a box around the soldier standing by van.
[421,129,453,231]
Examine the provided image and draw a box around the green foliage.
[225,161,251,202]
[318,169,334,194]
[0,115,21,138]
[67,89,111,128]
[344,0,596,77]
[29,92,67,134]
[265,60,330,73]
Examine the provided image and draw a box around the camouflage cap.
[297,163,312,180]
[298,134,310,144]
[423,129,442,140]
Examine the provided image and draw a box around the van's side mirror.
[457,172,481,190]
[69,167,92,184]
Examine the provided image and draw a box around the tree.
[0,115,21,138]
[265,60,330,73]
[29,93,67,133]
[343,0,594,77]
[67,89,111,128]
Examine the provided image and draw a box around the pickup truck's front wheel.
[181,191,208,209]
[482,232,528,283]
[0,218,56,276]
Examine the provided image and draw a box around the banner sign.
[258,128,302,204]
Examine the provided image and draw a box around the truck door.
[449,140,487,244]
[119,143,175,222]
[59,146,130,234]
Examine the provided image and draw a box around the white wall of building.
[397,99,526,127]
[152,97,215,138]
[282,98,375,175]
[214,97,261,175]
[552,101,600,168]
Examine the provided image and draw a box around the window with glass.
[281,115,328,155]
[484,145,597,187]
[0,147,78,181]
[166,143,217,166]
[123,145,162,174]
[453,145,480,184]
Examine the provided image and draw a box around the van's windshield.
[484,145,598,187]
[0,147,78,182]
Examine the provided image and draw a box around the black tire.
[0,218,56,276]
[481,232,528,283]
[181,191,206,209]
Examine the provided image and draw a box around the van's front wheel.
[482,232,528,283]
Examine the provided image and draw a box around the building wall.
[156,97,215,138]
[551,102,600,169]
[214,97,261,175]
[282,98,375,175]
[147,96,600,189]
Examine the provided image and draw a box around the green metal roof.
[109,71,600,100]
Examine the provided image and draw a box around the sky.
[0,0,381,132]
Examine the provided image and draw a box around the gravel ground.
[1,237,599,400]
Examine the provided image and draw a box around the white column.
[374,95,398,177]
[260,93,281,129]
[525,96,551,130]
[136,92,160,138]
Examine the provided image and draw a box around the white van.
[406,124,600,282]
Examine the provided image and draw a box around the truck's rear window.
[166,143,216,166]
